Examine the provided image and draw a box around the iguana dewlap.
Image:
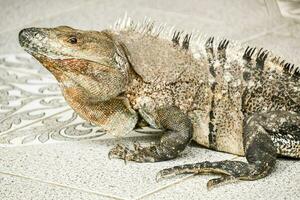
[18,16,300,189]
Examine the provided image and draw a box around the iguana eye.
[67,36,77,44]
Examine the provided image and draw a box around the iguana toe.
[206,175,237,190]
[108,143,163,163]
[155,167,179,182]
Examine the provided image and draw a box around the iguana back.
[111,16,300,155]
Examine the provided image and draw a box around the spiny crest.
[256,48,269,70]
[111,13,205,51]
[283,63,299,75]
[270,56,300,76]
[205,37,231,50]
[205,37,214,50]
[171,31,192,50]
[182,33,192,50]
[217,39,230,51]
[112,14,238,54]
[241,46,299,77]
[243,46,256,61]
[171,31,182,46]
[111,14,299,77]
[111,13,171,39]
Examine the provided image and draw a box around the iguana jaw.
[18,26,139,136]
[19,28,83,83]
[19,27,100,78]
[19,27,130,102]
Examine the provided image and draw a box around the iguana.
[18,16,300,189]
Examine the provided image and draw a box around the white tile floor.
[0,0,299,199]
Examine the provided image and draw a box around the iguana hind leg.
[157,111,300,189]
[108,106,193,162]
[259,111,300,158]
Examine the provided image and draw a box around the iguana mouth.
[19,29,66,76]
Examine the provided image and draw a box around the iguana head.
[19,26,131,102]
[19,26,139,137]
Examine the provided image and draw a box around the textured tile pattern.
[0,55,108,146]
[0,0,300,199]
[0,140,235,199]
[0,172,116,200]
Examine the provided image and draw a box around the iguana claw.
[155,169,175,182]
[206,175,237,190]
[156,166,185,182]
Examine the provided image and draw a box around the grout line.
[135,175,194,200]
[0,171,126,200]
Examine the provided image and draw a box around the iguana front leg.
[109,106,193,162]
[157,111,300,189]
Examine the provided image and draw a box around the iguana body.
[18,16,300,188]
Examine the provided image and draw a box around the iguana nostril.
[18,28,35,41]
[19,29,26,39]
[18,29,29,46]
[19,28,47,47]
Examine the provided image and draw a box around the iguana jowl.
[18,16,300,188]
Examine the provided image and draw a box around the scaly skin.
[18,17,300,189]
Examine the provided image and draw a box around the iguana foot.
[108,142,169,162]
[157,111,300,189]
[108,106,193,162]
[156,160,247,189]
